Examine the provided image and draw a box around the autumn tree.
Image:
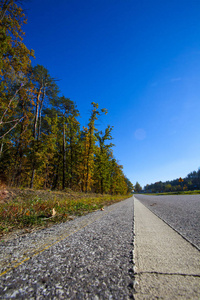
[124,177,134,194]
[134,182,142,193]
[66,114,80,189]
[0,0,34,140]
[44,96,80,190]
[0,2,134,194]
[78,103,107,192]
[94,125,114,194]
[29,65,59,188]
[36,113,59,189]
[0,0,35,185]
[109,159,128,195]
[55,96,79,190]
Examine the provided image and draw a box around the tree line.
[0,0,133,194]
[144,169,200,193]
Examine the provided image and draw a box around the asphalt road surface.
[0,198,134,299]
[134,194,200,250]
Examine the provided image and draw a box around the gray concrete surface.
[134,198,200,299]
[0,197,134,299]
[134,194,200,249]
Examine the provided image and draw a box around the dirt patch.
[0,188,16,203]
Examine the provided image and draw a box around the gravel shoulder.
[0,197,134,299]
[134,194,200,250]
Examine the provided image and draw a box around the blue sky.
[23,0,200,187]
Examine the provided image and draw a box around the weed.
[147,190,200,196]
[0,187,132,237]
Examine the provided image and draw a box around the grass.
[145,190,200,196]
[0,187,131,238]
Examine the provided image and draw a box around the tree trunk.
[33,87,42,139]
[69,128,73,188]
[62,124,66,190]
[43,164,48,189]
[101,178,104,194]
[0,142,3,159]
[85,127,93,192]
[38,87,45,139]
[30,165,35,188]
[52,164,59,190]
[31,87,42,188]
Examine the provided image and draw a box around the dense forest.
[0,0,133,194]
[144,169,200,193]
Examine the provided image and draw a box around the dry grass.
[146,190,200,196]
[0,187,131,238]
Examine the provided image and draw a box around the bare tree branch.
[0,116,24,139]
[0,118,23,125]
[0,83,24,124]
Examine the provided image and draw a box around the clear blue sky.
[23,0,200,188]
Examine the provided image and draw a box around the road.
[0,198,134,299]
[134,194,200,250]
[0,195,199,299]
[134,197,200,299]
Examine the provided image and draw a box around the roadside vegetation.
[144,168,200,194]
[0,187,132,238]
[148,190,200,196]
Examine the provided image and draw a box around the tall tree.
[94,125,114,194]
[0,0,34,139]
[66,114,80,189]
[30,65,59,188]
[80,103,107,192]
[0,0,35,185]
[48,96,79,190]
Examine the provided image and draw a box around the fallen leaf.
[52,208,56,216]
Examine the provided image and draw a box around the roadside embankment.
[0,187,131,239]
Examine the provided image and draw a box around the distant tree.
[165,184,172,192]
[144,167,200,193]
[134,182,142,193]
